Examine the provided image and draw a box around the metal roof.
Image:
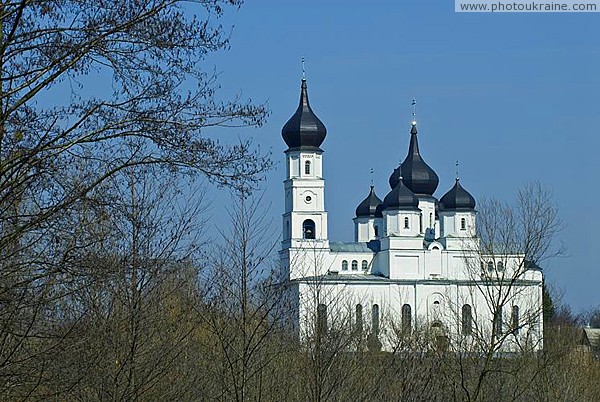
[330,241,380,253]
[282,79,327,151]
[382,177,420,211]
[439,178,476,211]
[389,123,439,196]
[355,186,383,217]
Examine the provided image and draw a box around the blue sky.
[203,1,599,312]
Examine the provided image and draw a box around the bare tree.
[194,190,288,401]
[442,182,564,402]
[0,1,269,395]
[20,162,208,400]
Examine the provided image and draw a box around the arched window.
[419,214,423,232]
[404,217,410,229]
[317,304,327,337]
[430,213,433,227]
[493,306,503,337]
[356,304,363,334]
[487,261,494,271]
[511,305,519,334]
[362,260,368,270]
[462,304,473,335]
[303,219,315,239]
[402,304,412,334]
[351,260,358,271]
[372,304,380,335]
[341,260,348,271]
[497,261,504,271]
[374,225,379,237]
[460,217,466,230]
[305,160,311,175]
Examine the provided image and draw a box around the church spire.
[388,105,439,196]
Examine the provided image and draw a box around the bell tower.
[281,79,329,253]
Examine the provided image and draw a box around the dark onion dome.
[389,122,439,195]
[383,178,420,211]
[388,165,402,189]
[282,79,327,151]
[355,186,383,218]
[439,179,476,211]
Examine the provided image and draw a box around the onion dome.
[388,165,402,189]
[383,178,420,211]
[356,186,383,218]
[282,79,327,151]
[439,179,476,211]
[389,122,439,195]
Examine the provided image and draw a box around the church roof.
[383,178,420,211]
[282,79,327,151]
[330,241,380,253]
[439,179,476,211]
[355,186,383,218]
[389,122,439,196]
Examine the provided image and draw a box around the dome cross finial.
[411,97,417,125]
[301,57,306,80]
[456,160,460,181]
[370,168,374,187]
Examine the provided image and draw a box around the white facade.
[280,80,543,352]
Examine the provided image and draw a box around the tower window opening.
[430,213,433,227]
[305,160,311,175]
[351,260,358,271]
[419,214,423,232]
[404,217,410,229]
[497,261,504,271]
[362,260,368,270]
[460,217,466,230]
[487,261,494,271]
[302,219,316,240]
[341,260,348,271]
[374,225,379,237]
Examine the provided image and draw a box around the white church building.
[280,78,543,352]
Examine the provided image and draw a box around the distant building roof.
[583,328,600,348]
